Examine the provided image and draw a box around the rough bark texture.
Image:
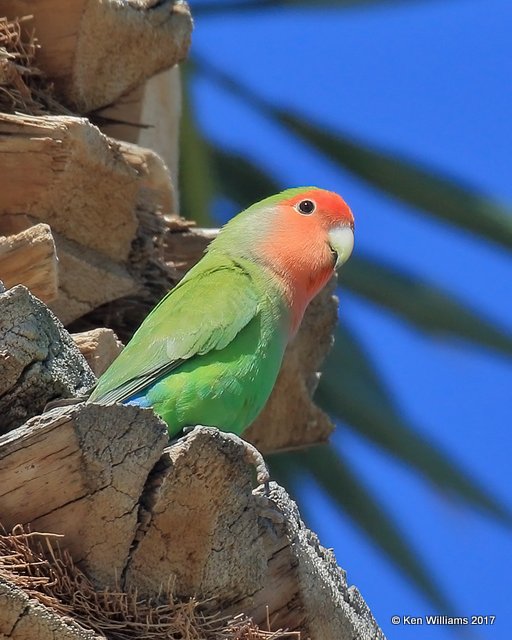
[0,286,95,434]
[123,427,266,600]
[246,484,385,639]
[0,578,101,640]
[0,407,384,640]
[0,403,167,588]
[49,233,139,325]
[117,139,177,217]
[2,0,192,113]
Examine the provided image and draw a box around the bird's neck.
[244,252,333,337]
[275,264,333,337]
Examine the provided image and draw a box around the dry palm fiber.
[0,526,299,640]
[0,15,68,114]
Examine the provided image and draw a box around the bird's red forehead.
[282,188,354,227]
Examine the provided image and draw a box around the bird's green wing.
[89,260,261,405]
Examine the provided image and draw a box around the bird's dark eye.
[297,199,316,215]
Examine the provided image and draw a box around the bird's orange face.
[281,188,355,266]
[258,187,355,333]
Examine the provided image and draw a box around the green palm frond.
[192,57,512,249]
[179,79,217,224]
[269,445,454,612]
[318,323,512,524]
[343,256,512,356]
[278,112,512,249]
[208,144,279,207]
[193,0,431,16]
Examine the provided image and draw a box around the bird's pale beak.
[328,225,354,269]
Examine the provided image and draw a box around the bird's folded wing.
[89,264,261,405]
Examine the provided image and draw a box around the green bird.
[88,187,355,438]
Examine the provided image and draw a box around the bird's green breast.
[144,295,286,437]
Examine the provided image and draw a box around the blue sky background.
[188,0,512,637]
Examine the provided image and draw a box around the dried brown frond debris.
[0,526,299,640]
[0,15,68,114]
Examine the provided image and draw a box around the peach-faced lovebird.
[89,187,354,438]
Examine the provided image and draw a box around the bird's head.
[248,186,354,285]
[214,186,355,333]
[271,186,355,270]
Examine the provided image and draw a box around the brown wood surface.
[0,113,178,325]
[0,113,139,261]
[72,328,123,377]
[98,66,182,192]
[0,222,58,304]
[2,0,192,112]
[0,404,167,587]
[0,416,383,640]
